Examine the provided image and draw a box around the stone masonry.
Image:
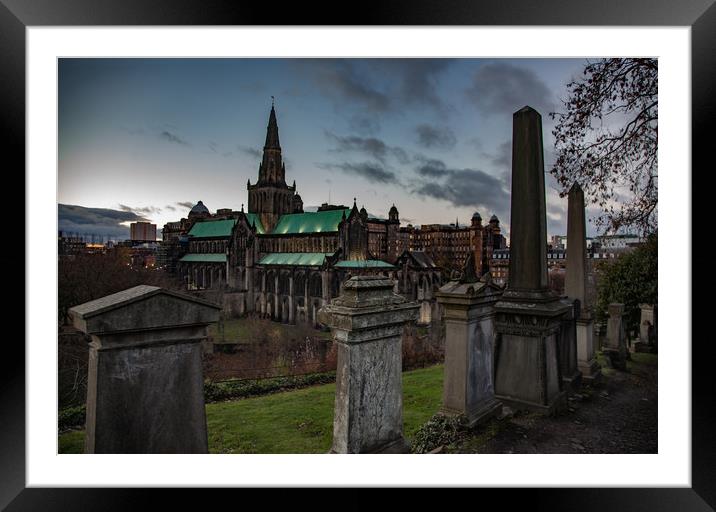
[318,276,418,453]
[69,285,220,453]
[493,106,569,415]
[436,262,503,427]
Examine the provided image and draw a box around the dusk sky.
[58,58,600,241]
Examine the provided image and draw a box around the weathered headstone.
[565,182,601,381]
[558,298,582,389]
[493,106,569,414]
[635,303,658,353]
[318,276,418,453]
[603,303,627,371]
[69,285,220,453]
[436,264,503,427]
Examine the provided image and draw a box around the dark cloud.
[118,204,162,216]
[306,60,390,112]
[208,141,218,153]
[466,62,553,116]
[296,59,454,114]
[400,217,414,224]
[164,204,177,211]
[58,204,145,240]
[176,201,195,209]
[319,161,398,185]
[159,130,189,146]
[481,140,511,170]
[373,59,454,112]
[325,131,409,164]
[348,114,380,136]
[412,159,509,215]
[415,124,457,150]
[415,157,448,177]
[237,145,261,159]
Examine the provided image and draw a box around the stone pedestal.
[604,303,627,371]
[565,182,601,382]
[494,299,569,414]
[318,276,418,454]
[558,299,582,390]
[69,285,220,454]
[435,275,503,427]
[576,316,601,381]
[493,106,568,415]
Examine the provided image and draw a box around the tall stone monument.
[565,182,602,381]
[493,106,569,414]
[604,303,628,371]
[69,285,220,453]
[435,255,503,427]
[318,276,418,453]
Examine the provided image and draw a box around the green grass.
[209,318,252,342]
[58,364,444,454]
[209,317,333,343]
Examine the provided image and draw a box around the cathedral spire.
[264,101,280,150]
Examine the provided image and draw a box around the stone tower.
[247,103,299,233]
[386,204,400,261]
[470,211,484,275]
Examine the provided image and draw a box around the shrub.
[411,413,468,454]
[58,404,86,431]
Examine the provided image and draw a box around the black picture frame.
[4,0,711,508]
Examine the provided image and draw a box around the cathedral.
[163,104,443,325]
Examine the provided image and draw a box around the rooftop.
[271,208,350,235]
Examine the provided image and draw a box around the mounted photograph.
[57,57,658,454]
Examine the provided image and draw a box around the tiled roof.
[188,219,236,239]
[334,260,395,269]
[258,252,333,266]
[244,213,265,234]
[179,253,227,263]
[271,209,350,235]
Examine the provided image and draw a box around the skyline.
[59,58,608,241]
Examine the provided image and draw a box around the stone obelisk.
[493,106,569,414]
[565,182,601,381]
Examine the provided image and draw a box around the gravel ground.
[448,352,658,454]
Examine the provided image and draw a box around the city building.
[397,212,505,277]
[162,104,442,325]
[130,221,157,242]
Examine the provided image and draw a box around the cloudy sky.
[58,58,599,241]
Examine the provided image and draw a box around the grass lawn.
[58,364,444,454]
[209,317,332,343]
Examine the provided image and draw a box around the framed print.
[4,0,712,508]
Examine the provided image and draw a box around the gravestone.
[635,304,658,353]
[493,106,569,415]
[69,285,220,453]
[318,276,418,453]
[603,303,627,371]
[565,182,601,382]
[435,260,503,427]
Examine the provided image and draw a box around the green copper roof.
[179,253,227,263]
[271,209,351,235]
[245,213,265,234]
[188,219,236,239]
[334,260,395,269]
[258,252,333,266]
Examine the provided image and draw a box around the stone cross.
[493,106,569,414]
[69,285,220,453]
[318,276,418,453]
[435,273,503,427]
[604,303,627,371]
[565,182,601,381]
